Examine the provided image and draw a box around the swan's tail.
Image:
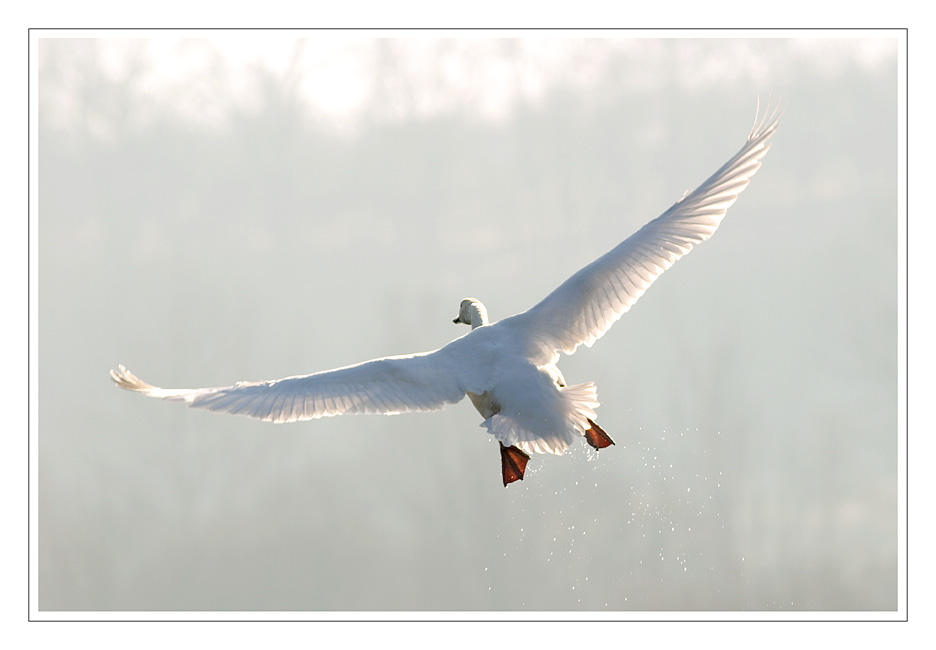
[480,382,602,455]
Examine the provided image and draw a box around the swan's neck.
[464,299,489,329]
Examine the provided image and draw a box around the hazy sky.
[40,36,895,134]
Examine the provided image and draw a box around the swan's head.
[453,298,489,329]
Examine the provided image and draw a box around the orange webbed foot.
[584,418,615,450]
[499,442,530,487]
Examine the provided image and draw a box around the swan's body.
[112,104,781,486]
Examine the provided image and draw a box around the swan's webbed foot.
[584,418,615,450]
[499,442,530,487]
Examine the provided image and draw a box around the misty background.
[37,35,898,612]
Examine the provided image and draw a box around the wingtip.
[749,95,784,141]
[110,364,153,392]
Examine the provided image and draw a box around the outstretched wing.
[510,102,781,363]
[111,351,466,423]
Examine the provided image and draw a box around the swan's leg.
[584,418,615,449]
[499,442,530,487]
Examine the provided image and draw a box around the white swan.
[112,103,781,486]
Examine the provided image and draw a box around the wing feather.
[508,102,781,363]
[110,350,466,423]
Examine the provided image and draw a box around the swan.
[112,103,781,486]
